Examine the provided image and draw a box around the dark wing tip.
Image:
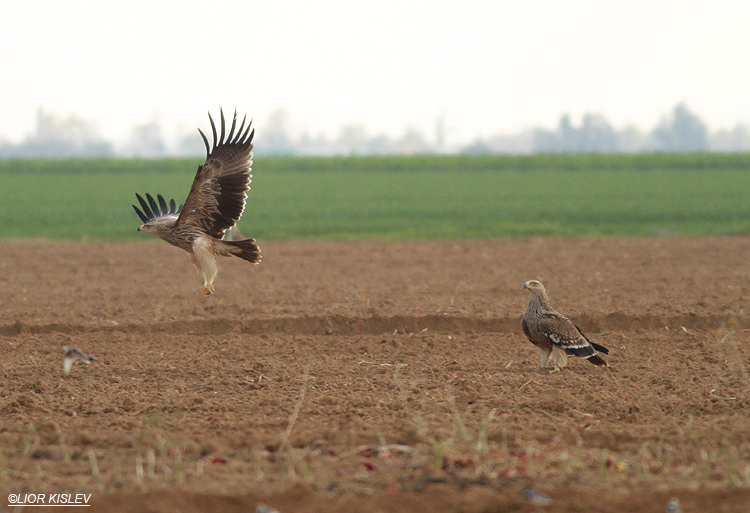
[134,192,180,223]
[233,114,248,144]
[218,107,226,146]
[157,194,168,216]
[227,109,238,143]
[197,128,210,158]
[201,109,253,160]
[145,193,159,217]
[135,193,154,220]
[209,111,218,151]
[132,204,148,223]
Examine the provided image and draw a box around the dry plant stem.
[147,449,155,479]
[135,456,144,483]
[445,392,471,444]
[51,421,70,462]
[281,364,311,453]
[185,339,215,365]
[87,449,100,482]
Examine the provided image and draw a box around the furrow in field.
[0,312,740,337]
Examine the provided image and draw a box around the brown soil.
[1,237,749,512]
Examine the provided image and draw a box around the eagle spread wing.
[522,280,608,368]
[177,108,255,239]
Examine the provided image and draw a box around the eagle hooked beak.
[523,281,530,289]
[137,225,144,232]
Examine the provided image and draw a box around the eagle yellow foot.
[201,284,215,297]
[548,365,562,374]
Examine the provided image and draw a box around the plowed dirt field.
[1,238,749,512]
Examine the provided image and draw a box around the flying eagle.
[133,109,261,296]
[521,280,608,370]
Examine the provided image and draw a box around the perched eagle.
[521,280,608,370]
[133,109,261,296]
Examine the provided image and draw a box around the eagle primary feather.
[521,280,608,369]
[133,193,182,223]
[133,109,261,296]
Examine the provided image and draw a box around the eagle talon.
[202,284,215,297]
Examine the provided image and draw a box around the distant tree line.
[0,109,114,159]
[0,109,193,159]
[466,103,750,155]
[1,103,748,159]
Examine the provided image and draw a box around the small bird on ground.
[63,346,97,376]
[522,487,553,506]
[133,109,261,297]
[665,497,682,513]
[521,280,609,370]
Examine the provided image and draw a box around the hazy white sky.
[2,0,749,146]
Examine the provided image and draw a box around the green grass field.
[1,154,749,240]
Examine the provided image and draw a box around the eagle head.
[137,223,154,234]
[136,217,175,238]
[524,280,546,295]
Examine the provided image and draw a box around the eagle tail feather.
[566,343,607,366]
[591,342,609,354]
[585,353,608,366]
[220,238,261,264]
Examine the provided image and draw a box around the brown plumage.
[521,280,608,369]
[133,109,261,296]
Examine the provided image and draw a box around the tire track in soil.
[0,312,742,337]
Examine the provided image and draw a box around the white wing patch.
[546,330,588,349]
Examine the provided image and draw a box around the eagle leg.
[192,235,219,297]
[188,253,211,296]
[549,346,568,371]
[537,346,552,368]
